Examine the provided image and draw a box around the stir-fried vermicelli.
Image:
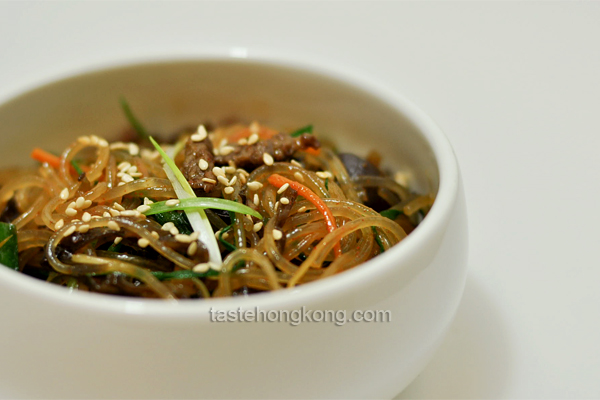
[0,114,434,300]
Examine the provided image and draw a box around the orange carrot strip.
[31,148,61,168]
[267,173,342,258]
[304,147,321,156]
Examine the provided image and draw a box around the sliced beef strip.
[181,137,219,192]
[214,133,320,169]
[182,133,320,193]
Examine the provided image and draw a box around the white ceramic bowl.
[0,56,468,399]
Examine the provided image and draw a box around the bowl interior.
[0,59,438,195]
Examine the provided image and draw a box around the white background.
[1,2,599,398]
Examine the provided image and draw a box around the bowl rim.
[0,51,460,319]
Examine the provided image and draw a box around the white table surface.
[1,2,599,399]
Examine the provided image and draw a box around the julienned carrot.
[267,173,342,258]
[31,148,61,168]
[304,147,321,156]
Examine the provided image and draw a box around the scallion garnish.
[380,209,402,220]
[149,137,194,196]
[218,225,237,252]
[290,124,313,138]
[149,136,223,266]
[120,97,149,140]
[152,270,218,280]
[70,159,84,176]
[142,197,262,220]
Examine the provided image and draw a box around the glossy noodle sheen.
[0,121,434,300]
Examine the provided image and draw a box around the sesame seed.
[238,138,248,145]
[316,171,333,179]
[220,146,235,156]
[217,175,229,186]
[247,133,259,145]
[109,209,121,217]
[228,160,237,168]
[75,197,86,209]
[68,201,77,209]
[54,219,65,230]
[78,224,90,233]
[229,176,237,186]
[238,173,247,184]
[294,172,304,182]
[161,222,175,231]
[113,203,125,211]
[117,182,126,186]
[138,238,150,248]
[113,237,122,245]
[60,188,69,200]
[82,212,92,222]
[274,201,279,211]
[222,232,229,240]
[272,229,283,240]
[187,241,198,256]
[117,161,131,171]
[198,159,209,170]
[137,205,151,213]
[202,178,217,184]
[263,153,274,166]
[224,166,236,174]
[224,187,234,195]
[121,174,134,183]
[193,263,210,273]
[247,181,263,191]
[291,160,302,167]
[175,234,193,243]
[82,200,92,209]
[65,207,78,217]
[277,183,290,194]
[170,227,179,236]
[190,133,203,142]
[129,172,143,178]
[143,197,154,205]
[219,139,228,149]
[280,197,290,205]
[213,148,220,156]
[212,166,225,177]
[129,143,140,156]
[253,193,259,206]
[250,121,260,134]
[107,221,120,231]
[193,125,208,142]
[151,231,160,239]
[91,216,102,220]
[190,232,199,240]
[64,226,76,237]
[253,221,263,233]
[165,199,180,206]
[103,212,111,218]
[209,262,221,271]
[298,206,307,213]
[127,166,138,174]
[120,210,138,217]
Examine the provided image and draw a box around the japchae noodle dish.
[0,101,434,300]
